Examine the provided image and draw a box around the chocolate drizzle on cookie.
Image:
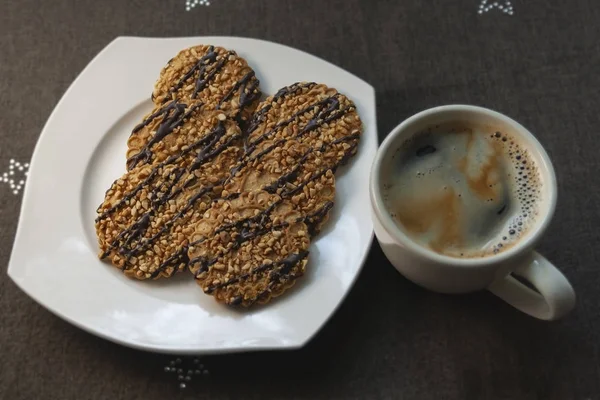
[218,71,262,126]
[127,101,203,169]
[97,80,362,307]
[100,85,357,269]
[246,93,349,151]
[245,82,317,136]
[165,46,219,101]
[204,251,309,293]
[159,46,262,118]
[230,92,356,179]
[194,202,334,306]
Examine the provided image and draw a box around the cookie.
[185,82,364,300]
[152,45,261,125]
[126,45,260,170]
[96,80,360,300]
[222,82,361,234]
[245,82,362,174]
[184,142,337,306]
[187,191,311,306]
[96,117,243,279]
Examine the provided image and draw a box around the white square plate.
[7,37,377,354]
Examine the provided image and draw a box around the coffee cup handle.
[487,251,576,320]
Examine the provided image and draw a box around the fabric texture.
[1,0,599,399]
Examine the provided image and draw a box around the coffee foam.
[382,122,542,258]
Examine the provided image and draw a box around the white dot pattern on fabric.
[185,0,211,11]
[2,159,29,195]
[163,357,210,389]
[478,0,514,15]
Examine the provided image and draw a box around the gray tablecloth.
[1,0,599,399]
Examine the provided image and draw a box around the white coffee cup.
[369,105,575,320]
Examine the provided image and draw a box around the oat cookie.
[187,191,312,306]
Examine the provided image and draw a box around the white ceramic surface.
[370,105,575,320]
[7,37,377,354]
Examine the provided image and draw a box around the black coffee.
[382,122,542,258]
